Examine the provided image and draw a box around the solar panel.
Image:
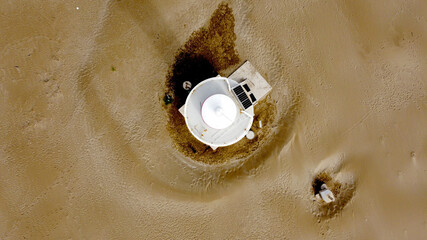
[242,99,252,109]
[231,84,254,110]
[243,84,250,92]
[232,85,244,95]
[249,93,256,102]
[237,92,249,102]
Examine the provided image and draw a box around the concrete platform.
[228,60,272,104]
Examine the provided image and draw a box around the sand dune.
[0,0,426,239]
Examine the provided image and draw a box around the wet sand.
[1,0,426,239]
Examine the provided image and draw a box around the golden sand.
[0,0,426,239]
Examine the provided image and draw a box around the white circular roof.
[201,94,237,129]
[183,77,254,147]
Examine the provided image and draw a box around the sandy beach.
[1,0,426,239]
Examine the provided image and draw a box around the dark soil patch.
[164,2,239,108]
[312,172,357,220]
[312,172,332,195]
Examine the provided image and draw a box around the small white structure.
[318,184,336,203]
[246,130,255,140]
[180,61,272,149]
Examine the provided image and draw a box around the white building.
[179,61,272,149]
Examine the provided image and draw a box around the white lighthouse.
[179,61,272,149]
